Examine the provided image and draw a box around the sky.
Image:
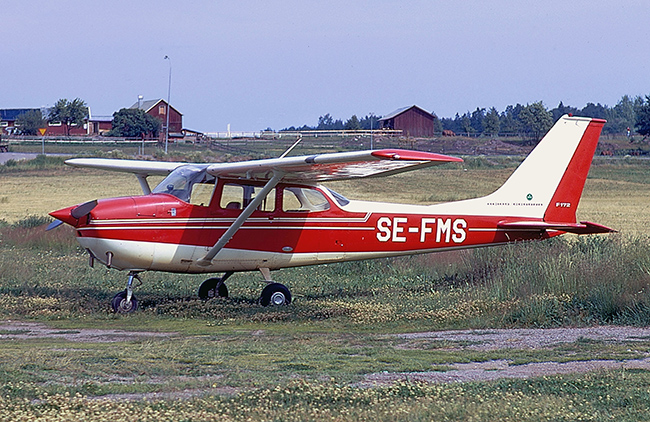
[1,1,649,133]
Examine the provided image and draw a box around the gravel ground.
[393,326,650,351]
[4,320,650,385]
[0,320,175,342]
[355,326,650,385]
[357,357,650,386]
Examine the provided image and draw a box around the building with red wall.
[130,99,183,136]
[1,99,184,138]
[378,105,437,137]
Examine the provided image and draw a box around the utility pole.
[164,56,172,154]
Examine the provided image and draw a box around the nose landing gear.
[111,271,141,313]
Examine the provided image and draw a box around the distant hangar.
[379,105,437,137]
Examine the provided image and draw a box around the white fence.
[203,129,402,139]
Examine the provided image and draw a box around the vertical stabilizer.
[478,115,605,221]
[542,117,605,223]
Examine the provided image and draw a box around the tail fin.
[482,115,606,223]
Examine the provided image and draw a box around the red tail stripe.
[543,120,605,223]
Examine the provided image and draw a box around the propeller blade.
[46,219,64,231]
[71,200,98,219]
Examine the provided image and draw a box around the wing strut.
[197,171,284,266]
[136,174,152,195]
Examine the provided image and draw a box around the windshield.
[326,187,350,206]
[152,165,214,202]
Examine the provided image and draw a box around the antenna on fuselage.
[279,135,303,159]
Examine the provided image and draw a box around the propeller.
[70,199,98,219]
[47,199,98,230]
[46,219,64,231]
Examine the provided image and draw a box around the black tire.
[260,283,291,307]
[111,290,138,313]
[198,278,229,300]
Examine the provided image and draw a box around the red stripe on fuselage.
[76,213,554,255]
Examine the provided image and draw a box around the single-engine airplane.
[49,115,614,313]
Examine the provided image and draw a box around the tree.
[317,113,334,129]
[15,109,46,136]
[634,95,650,138]
[519,102,553,141]
[459,113,474,135]
[500,104,524,136]
[470,107,485,134]
[550,101,579,121]
[483,107,500,136]
[359,113,380,130]
[108,108,161,138]
[580,102,608,120]
[606,95,638,134]
[344,115,361,130]
[48,98,88,136]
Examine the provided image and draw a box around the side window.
[282,187,330,212]
[220,184,243,210]
[219,183,275,212]
[189,182,215,207]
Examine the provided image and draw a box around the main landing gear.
[198,271,233,300]
[198,268,292,307]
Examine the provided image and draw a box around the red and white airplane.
[49,115,614,312]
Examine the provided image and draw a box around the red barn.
[131,99,183,137]
[378,105,437,137]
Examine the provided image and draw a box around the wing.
[206,149,463,182]
[64,158,188,176]
[65,149,462,183]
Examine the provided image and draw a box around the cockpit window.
[282,187,330,212]
[152,165,216,205]
[326,187,350,207]
[220,183,275,212]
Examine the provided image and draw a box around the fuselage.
[52,177,555,274]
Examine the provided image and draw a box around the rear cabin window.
[220,183,275,212]
[282,187,330,212]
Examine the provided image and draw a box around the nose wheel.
[111,271,141,313]
[111,290,138,313]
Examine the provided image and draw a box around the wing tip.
[371,149,463,163]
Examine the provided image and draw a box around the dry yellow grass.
[1,168,163,223]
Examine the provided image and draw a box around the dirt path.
[393,326,650,351]
[0,320,175,342]
[4,320,650,386]
[357,326,650,386]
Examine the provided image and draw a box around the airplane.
[49,115,615,313]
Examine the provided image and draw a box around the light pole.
[138,95,144,155]
[164,55,172,154]
[370,112,374,149]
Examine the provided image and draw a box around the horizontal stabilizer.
[498,220,616,235]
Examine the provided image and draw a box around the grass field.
[1,153,650,420]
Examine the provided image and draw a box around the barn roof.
[0,108,41,121]
[129,98,182,115]
[378,105,434,121]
